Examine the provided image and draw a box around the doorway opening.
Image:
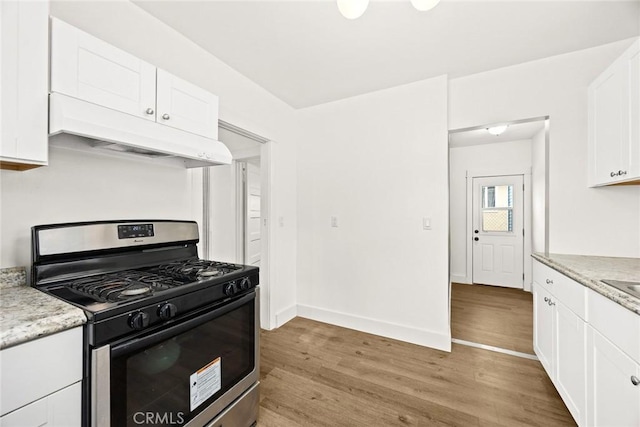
[203,120,272,329]
[448,116,549,357]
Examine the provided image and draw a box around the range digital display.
[118,224,154,239]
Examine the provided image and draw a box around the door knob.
[632,376,640,386]
[474,237,479,241]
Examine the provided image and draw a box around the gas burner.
[154,259,241,281]
[65,271,182,303]
[197,269,223,278]
[120,284,152,297]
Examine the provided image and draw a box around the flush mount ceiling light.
[337,0,441,19]
[487,125,509,136]
[337,0,369,19]
[410,0,441,11]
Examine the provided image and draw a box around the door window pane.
[482,185,513,208]
[481,185,514,232]
[482,210,513,232]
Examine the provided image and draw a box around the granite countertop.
[532,253,640,315]
[0,267,87,350]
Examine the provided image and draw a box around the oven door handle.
[111,292,255,357]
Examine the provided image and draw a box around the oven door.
[91,291,259,427]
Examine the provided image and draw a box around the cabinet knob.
[611,171,617,177]
[162,113,170,120]
[620,170,627,176]
[632,376,640,386]
[544,297,549,302]
[145,108,154,115]
[546,279,553,285]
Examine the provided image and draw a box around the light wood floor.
[451,283,534,355]
[258,317,575,427]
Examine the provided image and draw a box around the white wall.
[208,163,239,263]
[0,146,201,267]
[531,126,547,254]
[296,76,450,351]
[450,38,640,257]
[0,0,298,330]
[449,139,532,284]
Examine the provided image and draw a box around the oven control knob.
[224,282,237,296]
[240,277,251,290]
[158,303,178,320]
[129,311,149,330]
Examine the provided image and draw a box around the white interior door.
[472,175,524,288]
[244,162,261,266]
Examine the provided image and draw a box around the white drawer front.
[588,288,640,364]
[0,327,82,416]
[533,260,586,319]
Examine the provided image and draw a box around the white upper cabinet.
[0,0,48,170]
[50,18,220,141]
[50,18,156,121]
[157,69,219,139]
[588,38,640,186]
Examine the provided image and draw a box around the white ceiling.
[448,119,545,148]
[133,0,640,108]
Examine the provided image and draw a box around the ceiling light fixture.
[337,0,370,20]
[487,125,509,136]
[410,0,441,12]
[337,0,441,19]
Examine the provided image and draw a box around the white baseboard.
[297,304,451,352]
[450,274,470,284]
[275,304,297,328]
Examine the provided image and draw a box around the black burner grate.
[66,271,184,303]
[152,259,241,282]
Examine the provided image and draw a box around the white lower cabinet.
[0,382,81,427]
[554,301,587,425]
[587,327,640,427]
[533,283,555,376]
[533,279,586,426]
[0,328,82,426]
[533,259,640,426]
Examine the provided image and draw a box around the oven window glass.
[110,298,255,427]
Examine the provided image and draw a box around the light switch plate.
[423,217,431,230]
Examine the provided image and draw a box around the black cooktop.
[42,259,250,314]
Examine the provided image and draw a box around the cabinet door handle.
[145,108,154,115]
[632,376,640,386]
[546,279,553,285]
[620,170,627,176]
[544,297,549,302]
[162,113,170,120]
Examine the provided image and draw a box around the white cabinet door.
[533,283,555,378]
[587,327,640,427]
[554,301,586,426]
[156,69,218,139]
[50,18,156,122]
[0,0,48,169]
[588,38,640,186]
[0,382,81,427]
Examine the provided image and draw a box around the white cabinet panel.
[588,38,640,186]
[50,18,156,121]
[0,328,82,416]
[156,69,218,139]
[0,0,48,169]
[0,382,81,427]
[555,301,586,426]
[587,327,640,427]
[533,283,555,377]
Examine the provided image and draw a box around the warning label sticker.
[189,357,221,411]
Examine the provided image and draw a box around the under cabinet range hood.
[48,93,232,168]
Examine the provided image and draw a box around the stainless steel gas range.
[31,220,259,427]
